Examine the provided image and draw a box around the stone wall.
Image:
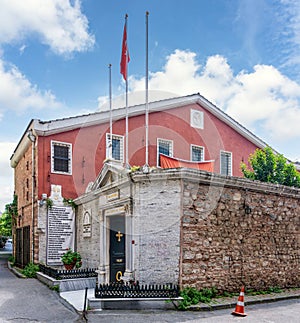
[76,200,100,269]
[181,172,300,292]
[37,205,47,263]
[74,167,300,291]
[132,172,182,285]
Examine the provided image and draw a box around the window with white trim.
[191,145,204,162]
[157,138,173,166]
[106,134,124,162]
[220,151,232,176]
[51,141,72,175]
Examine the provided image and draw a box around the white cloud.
[0,0,95,55]
[97,90,179,112]
[226,64,300,127]
[19,44,27,55]
[0,59,62,115]
[0,142,15,212]
[129,49,300,141]
[276,0,300,70]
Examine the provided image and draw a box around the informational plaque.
[83,210,91,238]
[46,206,75,265]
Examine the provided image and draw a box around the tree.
[241,147,300,188]
[0,195,18,237]
[0,211,12,237]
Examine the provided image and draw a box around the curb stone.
[7,261,27,278]
[188,289,300,311]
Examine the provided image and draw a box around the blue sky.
[1,0,300,212]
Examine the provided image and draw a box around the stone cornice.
[130,168,300,198]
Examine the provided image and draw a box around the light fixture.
[39,200,45,207]
[39,193,47,207]
[27,129,36,142]
[243,188,252,215]
[244,204,252,215]
[142,164,150,173]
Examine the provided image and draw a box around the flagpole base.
[142,164,150,173]
[123,163,131,170]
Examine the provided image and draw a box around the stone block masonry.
[181,173,300,293]
[133,175,181,285]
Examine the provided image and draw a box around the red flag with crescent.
[120,20,130,80]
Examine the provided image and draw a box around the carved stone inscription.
[47,206,75,265]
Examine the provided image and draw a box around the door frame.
[108,215,126,282]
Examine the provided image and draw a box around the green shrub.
[49,285,60,292]
[22,263,39,278]
[247,286,283,295]
[8,255,15,265]
[267,286,283,293]
[178,287,218,310]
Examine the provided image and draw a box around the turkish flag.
[120,22,130,81]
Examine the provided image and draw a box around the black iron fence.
[95,282,180,299]
[39,264,97,280]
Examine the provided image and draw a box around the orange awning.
[160,154,214,172]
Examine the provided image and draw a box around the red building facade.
[10,93,267,265]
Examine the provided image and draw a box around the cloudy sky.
[0,0,300,212]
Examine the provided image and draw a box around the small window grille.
[191,145,204,161]
[220,151,232,176]
[106,134,124,162]
[51,141,72,174]
[157,138,173,166]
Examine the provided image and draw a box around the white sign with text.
[46,206,75,265]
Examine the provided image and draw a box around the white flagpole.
[125,14,129,168]
[109,63,113,159]
[143,11,150,173]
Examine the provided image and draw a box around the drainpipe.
[27,129,36,263]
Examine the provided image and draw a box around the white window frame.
[106,133,124,162]
[191,144,205,162]
[190,109,204,129]
[157,138,173,166]
[51,140,72,175]
[220,150,232,176]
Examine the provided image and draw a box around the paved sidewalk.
[60,288,94,312]
[60,286,300,312]
[0,253,82,323]
[190,288,300,311]
[5,250,300,314]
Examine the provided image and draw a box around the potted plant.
[61,248,82,270]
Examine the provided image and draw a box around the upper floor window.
[157,138,173,166]
[106,134,124,162]
[51,141,72,175]
[220,151,232,176]
[191,145,204,162]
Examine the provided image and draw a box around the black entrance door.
[15,226,31,268]
[109,216,125,282]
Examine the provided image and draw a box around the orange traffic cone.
[231,286,247,317]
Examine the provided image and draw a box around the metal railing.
[39,264,97,280]
[95,282,180,299]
